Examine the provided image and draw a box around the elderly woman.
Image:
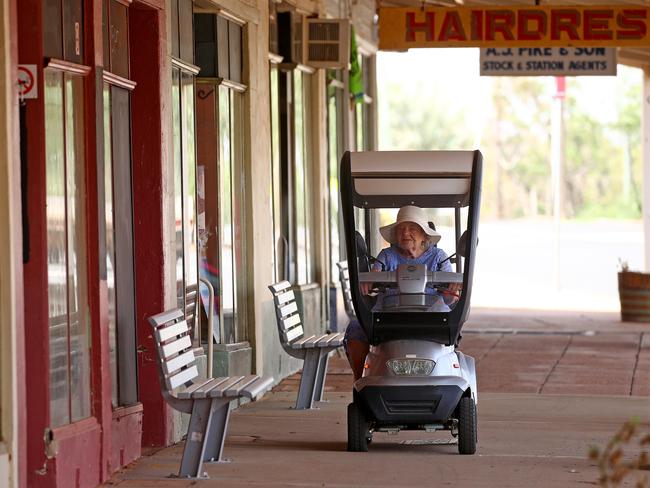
[345,205,459,380]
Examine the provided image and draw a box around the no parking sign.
[17,64,37,99]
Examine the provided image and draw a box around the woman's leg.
[343,319,369,380]
[346,339,370,381]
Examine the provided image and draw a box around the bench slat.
[161,335,192,359]
[156,319,189,343]
[284,325,303,343]
[163,349,195,376]
[279,301,298,318]
[241,376,274,400]
[280,313,301,331]
[269,281,292,293]
[209,376,245,397]
[167,365,198,390]
[275,290,294,305]
[224,375,259,397]
[317,332,344,347]
[301,334,330,348]
[291,334,316,348]
[149,309,184,328]
[177,378,215,397]
[180,377,231,399]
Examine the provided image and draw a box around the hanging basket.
[618,270,650,322]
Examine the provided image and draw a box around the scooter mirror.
[457,231,478,258]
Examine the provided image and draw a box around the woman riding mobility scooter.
[339,150,482,454]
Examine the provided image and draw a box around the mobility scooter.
[340,150,482,454]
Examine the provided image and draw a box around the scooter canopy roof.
[349,150,476,209]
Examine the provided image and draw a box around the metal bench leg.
[203,398,232,463]
[179,399,213,478]
[313,350,330,402]
[295,348,323,409]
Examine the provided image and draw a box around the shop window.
[45,68,91,427]
[353,54,375,152]
[102,0,137,408]
[270,59,284,282]
[172,66,200,344]
[293,69,314,284]
[171,0,201,345]
[43,0,84,64]
[327,70,345,282]
[273,9,316,285]
[195,12,247,344]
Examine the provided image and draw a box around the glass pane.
[231,89,245,342]
[172,68,184,310]
[218,85,235,343]
[65,74,90,423]
[302,73,313,283]
[181,72,199,340]
[104,83,118,407]
[270,66,283,282]
[356,102,364,151]
[293,70,307,284]
[45,69,69,427]
[109,0,129,78]
[328,92,340,281]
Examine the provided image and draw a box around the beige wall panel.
[351,0,377,51]
[0,0,20,485]
[194,0,260,24]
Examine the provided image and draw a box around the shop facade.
[1,0,377,486]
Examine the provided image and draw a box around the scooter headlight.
[387,358,435,376]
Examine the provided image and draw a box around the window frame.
[43,59,93,427]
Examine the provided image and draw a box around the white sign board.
[17,64,38,99]
[480,47,617,77]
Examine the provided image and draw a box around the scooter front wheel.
[458,396,477,455]
[347,402,370,452]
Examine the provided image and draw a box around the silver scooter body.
[352,266,477,431]
[354,340,477,430]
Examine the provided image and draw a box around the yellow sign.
[379,6,650,50]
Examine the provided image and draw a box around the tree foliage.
[378,63,642,220]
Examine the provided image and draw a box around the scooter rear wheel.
[458,396,477,455]
[347,402,370,452]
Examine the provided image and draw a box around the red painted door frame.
[129,1,176,447]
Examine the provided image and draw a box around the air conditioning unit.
[302,18,350,69]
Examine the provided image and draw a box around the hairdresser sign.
[379,6,650,50]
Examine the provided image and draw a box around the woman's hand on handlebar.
[360,268,381,295]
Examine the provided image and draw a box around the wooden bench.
[336,260,356,322]
[148,308,274,478]
[268,281,345,409]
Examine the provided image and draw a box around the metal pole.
[455,207,462,272]
[199,277,215,378]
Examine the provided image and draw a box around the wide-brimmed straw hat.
[379,205,441,245]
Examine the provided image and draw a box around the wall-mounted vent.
[303,18,350,69]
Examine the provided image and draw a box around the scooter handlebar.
[357,270,463,284]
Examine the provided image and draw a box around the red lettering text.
[485,10,516,41]
[517,10,547,40]
[550,9,580,40]
[584,10,613,40]
[405,12,435,42]
[471,10,483,40]
[438,11,467,41]
[617,9,647,40]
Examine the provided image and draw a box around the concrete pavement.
[104,308,650,487]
